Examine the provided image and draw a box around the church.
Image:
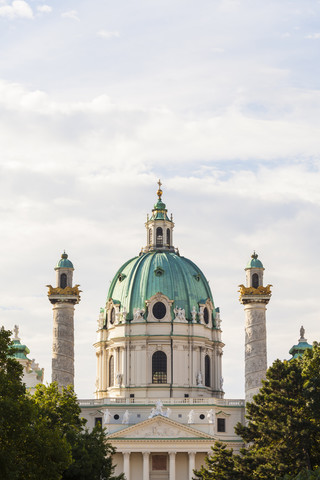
[25,181,309,480]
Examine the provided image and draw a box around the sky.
[1,0,320,399]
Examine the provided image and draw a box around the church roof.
[107,250,215,323]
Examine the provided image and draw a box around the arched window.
[152,351,167,383]
[166,229,170,246]
[60,273,67,289]
[156,227,163,247]
[149,228,153,245]
[205,355,210,387]
[109,355,114,387]
[252,273,259,288]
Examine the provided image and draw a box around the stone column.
[51,302,76,387]
[142,452,150,480]
[169,451,176,480]
[188,451,196,480]
[123,452,130,480]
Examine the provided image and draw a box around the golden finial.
[157,179,163,200]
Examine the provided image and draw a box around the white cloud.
[61,9,79,21]
[37,5,51,13]
[0,0,33,19]
[305,33,320,39]
[97,29,120,39]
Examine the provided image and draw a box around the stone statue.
[116,373,123,387]
[220,376,224,390]
[188,409,195,424]
[300,325,305,339]
[122,307,127,323]
[13,324,19,339]
[215,311,221,329]
[133,307,145,321]
[174,307,186,321]
[199,306,204,322]
[196,371,203,386]
[149,399,164,418]
[103,409,112,424]
[165,407,172,418]
[191,306,197,322]
[122,410,130,424]
[207,409,215,424]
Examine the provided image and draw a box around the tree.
[0,328,123,480]
[0,327,71,480]
[194,343,320,480]
[193,441,244,480]
[280,469,320,480]
[33,382,124,480]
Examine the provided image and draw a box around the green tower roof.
[246,251,264,269]
[10,338,30,360]
[107,250,216,324]
[289,327,312,359]
[55,251,74,269]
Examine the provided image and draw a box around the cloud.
[61,9,79,21]
[305,33,320,39]
[36,5,51,13]
[0,0,33,19]
[96,29,120,39]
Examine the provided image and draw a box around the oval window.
[153,302,166,319]
[204,307,209,324]
[110,308,116,324]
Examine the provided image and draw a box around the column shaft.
[188,451,196,480]
[123,452,130,480]
[169,452,176,480]
[143,452,149,480]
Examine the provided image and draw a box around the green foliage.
[0,327,123,480]
[193,441,244,479]
[195,343,320,480]
[0,327,72,479]
[279,468,320,479]
[32,383,124,480]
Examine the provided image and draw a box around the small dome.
[246,251,263,269]
[289,327,312,359]
[154,199,166,210]
[107,251,216,323]
[55,251,74,269]
[10,339,30,360]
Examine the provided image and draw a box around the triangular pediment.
[107,415,214,440]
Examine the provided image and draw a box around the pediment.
[107,415,214,440]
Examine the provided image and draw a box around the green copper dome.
[107,251,216,324]
[246,251,264,269]
[289,327,312,359]
[10,339,30,360]
[55,251,74,269]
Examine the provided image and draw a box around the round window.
[199,414,205,420]
[204,307,209,324]
[114,414,119,420]
[110,308,116,324]
[153,301,167,319]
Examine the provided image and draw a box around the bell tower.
[47,252,81,388]
[239,252,272,404]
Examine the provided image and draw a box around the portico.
[106,415,232,480]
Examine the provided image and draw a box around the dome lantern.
[143,180,176,253]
